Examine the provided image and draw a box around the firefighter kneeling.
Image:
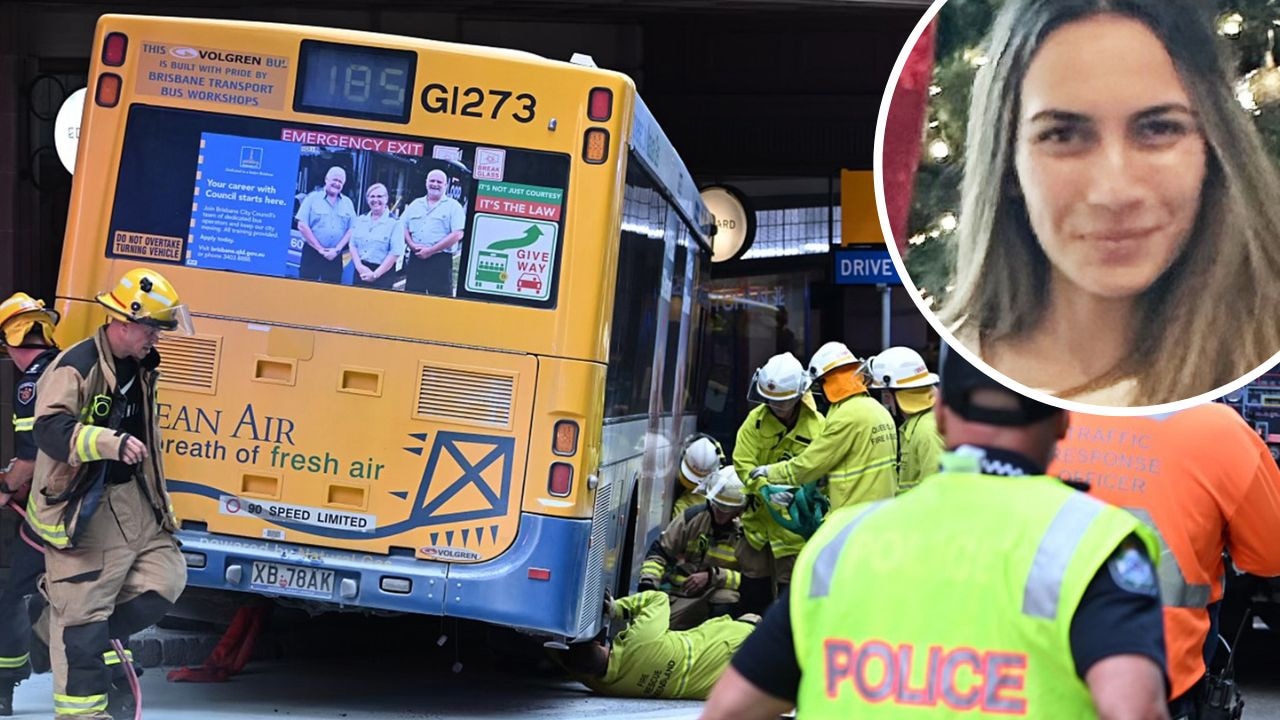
[28,268,193,720]
[639,467,749,630]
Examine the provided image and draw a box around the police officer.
[749,342,897,510]
[639,467,748,630]
[867,346,946,494]
[0,293,61,714]
[29,268,191,720]
[1051,405,1280,718]
[731,353,825,610]
[702,347,1171,719]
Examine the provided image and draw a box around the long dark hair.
[939,0,1280,403]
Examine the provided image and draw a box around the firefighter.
[1051,405,1280,718]
[560,590,758,700]
[639,466,747,630]
[701,346,1169,719]
[670,435,723,520]
[731,352,825,610]
[0,293,62,714]
[29,268,192,720]
[866,346,945,494]
[748,341,897,510]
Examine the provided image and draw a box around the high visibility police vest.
[790,466,1157,718]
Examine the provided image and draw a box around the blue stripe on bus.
[179,512,595,638]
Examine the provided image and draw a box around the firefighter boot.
[106,679,136,720]
[0,681,13,716]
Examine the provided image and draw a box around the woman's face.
[367,186,388,213]
[1013,13,1207,301]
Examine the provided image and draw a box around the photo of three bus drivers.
[294,162,467,295]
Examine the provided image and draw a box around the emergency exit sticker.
[463,213,558,302]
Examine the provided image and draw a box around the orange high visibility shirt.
[1048,404,1280,699]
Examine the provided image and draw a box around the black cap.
[939,344,1060,426]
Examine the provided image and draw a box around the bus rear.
[53,14,701,643]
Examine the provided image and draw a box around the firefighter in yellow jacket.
[561,590,757,700]
[749,341,896,510]
[866,346,945,494]
[731,352,824,609]
[639,467,747,630]
[29,268,192,720]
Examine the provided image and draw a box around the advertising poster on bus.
[106,109,569,307]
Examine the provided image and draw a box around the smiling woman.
[937,0,1280,407]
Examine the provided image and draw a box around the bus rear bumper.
[176,512,596,639]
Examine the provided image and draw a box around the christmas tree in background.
[905,0,1280,304]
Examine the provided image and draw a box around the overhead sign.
[54,88,86,174]
[701,185,755,262]
[835,249,900,285]
[840,170,884,246]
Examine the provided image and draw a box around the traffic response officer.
[702,346,1171,719]
[639,467,748,630]
[29,268,192,720]
[559,589,758,700]
[731,352,824,610]
[0,293,62,714]
[749,341,897,510]
[867,345,945,494]
[671,434,723,520]
[1050,405,1280,718]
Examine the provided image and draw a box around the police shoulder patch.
[1107,546,1158,597]
[16,381,35,406]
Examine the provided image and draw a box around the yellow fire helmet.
[0,292,60,350]
[95,268,194,334]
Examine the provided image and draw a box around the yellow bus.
[53,14,713,643]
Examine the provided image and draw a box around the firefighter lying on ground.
[639,467,748,630]
[558,590,758,700]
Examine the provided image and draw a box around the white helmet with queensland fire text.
[748,352,811,405]
[867,346,939,390]
[679,435,723,490]
[808,341,861,381]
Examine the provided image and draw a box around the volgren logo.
[171,47,198,58]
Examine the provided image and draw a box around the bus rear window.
[106,105,569,308]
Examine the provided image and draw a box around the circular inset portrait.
[876,0,1280,411]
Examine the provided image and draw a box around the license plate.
[248,561,335,599]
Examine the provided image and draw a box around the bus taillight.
[588,87,612,122]
[553,420,579,456]
[548,462,573,497]
[95,74,122,108]
[103,32,129,66]
[583,128,609,164]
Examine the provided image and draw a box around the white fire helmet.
[747,352,811,405]
[867,346,940,390]
[696,466,748,509]
[680,436,722,487]
[808,341,861,380]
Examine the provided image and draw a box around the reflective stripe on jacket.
[29,326,178,547]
